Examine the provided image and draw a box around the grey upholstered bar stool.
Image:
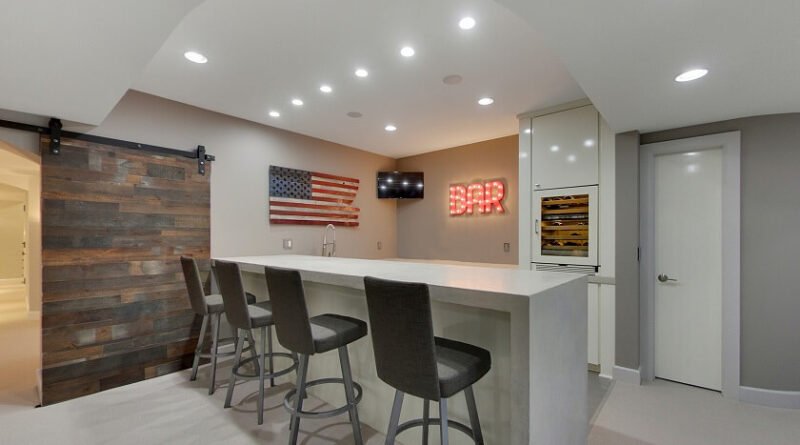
[214,260,298,425]
[264,266,367,445]
[363,276,491,445]
[180,256,258,395]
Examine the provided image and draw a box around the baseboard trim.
[612,365,641,385]
[740,386,800,409]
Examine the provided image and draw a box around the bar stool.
[363,276,491,445]
[214,260,299,425]
[264,266,366,445]
[180,256,258,395]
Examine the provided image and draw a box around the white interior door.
[654,148,722,391]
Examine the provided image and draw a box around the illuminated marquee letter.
[466,183,485,214]
[449,180,505,216]
[484,181,505,213]
[449,185,467,215]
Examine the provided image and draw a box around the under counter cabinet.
[532,105,599,190]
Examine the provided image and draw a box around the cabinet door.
[532,105,599,190]
[588,283,600,366]
[532,185,598,266]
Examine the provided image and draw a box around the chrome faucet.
[322,224,336,257]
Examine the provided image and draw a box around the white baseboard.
[740,386,800,409]
[612,365,641,385]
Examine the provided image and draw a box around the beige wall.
[395,135,518,264]
[74,91,398,260]
[0,185,27,279]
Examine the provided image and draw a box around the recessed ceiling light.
[675,68,708,82]
[269,110,280,118]
[355,68,369,78]
[319,84,333,93]
[385,124,397,132]
[291,98,303,106]
[400,46,415,57]
[478,97,494,106]
[459,17,476,30]
[347,111,363,118]
[184,51,207,64]
[442,74,463,85]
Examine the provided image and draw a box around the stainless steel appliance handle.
[535,219,540,234]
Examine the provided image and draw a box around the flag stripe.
[271,218,359,227]
[270,210,359,219]
[312,188,356,198]
[311,179,360,190]
[268,201,361,212]
[311,172,360,184]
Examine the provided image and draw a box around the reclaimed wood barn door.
[40,136,211,405]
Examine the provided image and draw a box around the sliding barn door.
[40,136,210,405]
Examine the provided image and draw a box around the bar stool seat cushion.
[435,336,491,398]
[248,301,274,328]
[310,314,368,354]
[206,292,257,314]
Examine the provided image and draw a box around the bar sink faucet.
[322,223,336,257]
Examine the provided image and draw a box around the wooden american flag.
[268,165,360,227]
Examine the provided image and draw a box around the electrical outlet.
[503,242,510,252]
[377,241,382,250]
[283,238,293,250]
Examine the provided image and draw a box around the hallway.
[0,284,39,412]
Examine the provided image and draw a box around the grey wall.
[614,131,640,371]
[637,113,800,391]
[395,135,518,264]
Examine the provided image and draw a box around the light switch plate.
[503,242,510,252]
[283,238,293,249]
[377,241,382,250]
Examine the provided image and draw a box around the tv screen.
[377,171,424,199]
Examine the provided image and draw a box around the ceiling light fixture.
[385,124,397,132]
[478,97,494,106]
[184,51,207,64]
[347,111,363,118]
[459,17,476,30]
[319,84,333,93]
[355,68,369,78]
[400,46,415,57]
[269,110,280,118]
[675,68,708,82]
[291,98,303,106]
[442,74,463,85]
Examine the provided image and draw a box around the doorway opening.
[639,131,740,399]
[0,138,41,408]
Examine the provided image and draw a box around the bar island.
[215,255,588,445]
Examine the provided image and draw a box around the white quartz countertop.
[215,255,583,298]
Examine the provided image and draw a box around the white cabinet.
[531,105,599,190]
[588,283,600,366]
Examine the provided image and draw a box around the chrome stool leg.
[289,354,309,444]
[224,332,245,408]
[339,346,364,445]
[190,314,209,381]
[439,398,449,445]
[422,399,430,445]
[464,386,484,444]
[385,390,404,445]
[208,312,221,394]
[258,327,266,425]
[246,329,260,375]
[267,326,275,387]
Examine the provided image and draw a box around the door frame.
[639,131,740,399]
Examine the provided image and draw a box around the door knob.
[657,274,677,283]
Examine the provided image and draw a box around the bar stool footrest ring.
[231,352,298,380]
[283,378,362,419]
[197,336,256,358]
[396,418,477,442]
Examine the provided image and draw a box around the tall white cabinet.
[519,100,615,377]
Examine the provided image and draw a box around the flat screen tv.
[377,171,424,199]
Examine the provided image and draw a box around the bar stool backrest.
[264,266,315,355]
[214,260,252,330]
[180,256,208,316]
[363,276,440,401]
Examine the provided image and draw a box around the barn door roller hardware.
[0,117,215,175]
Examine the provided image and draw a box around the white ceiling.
[0,0,203,125]
[133,0,585,157]
[496,0,800,133]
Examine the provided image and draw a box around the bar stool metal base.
[385,388,485,445]
[283,378,363,418]
[190,313,258,395]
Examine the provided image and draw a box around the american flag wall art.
[268,165,360,227]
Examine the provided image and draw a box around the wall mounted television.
[376,171,424,199]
